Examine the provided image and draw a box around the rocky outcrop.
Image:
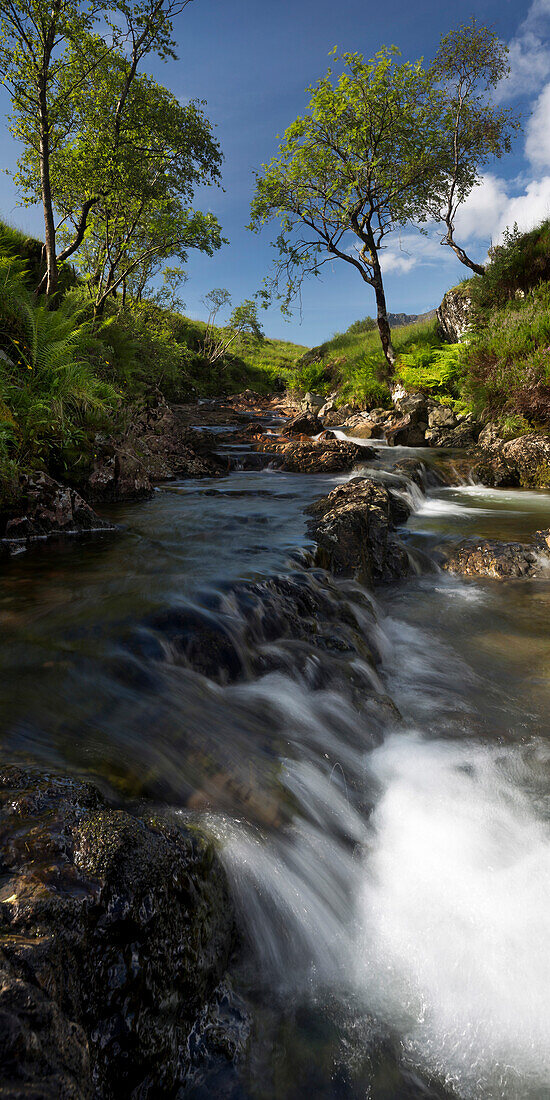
[0,766,244,1098]
[0,472,115,553]
[283,411,322,436]
[86,405,227,502]
[306,476,411,585]
[442,530,550,579]
[437,285,473,343]
[471,431,550,488]
[268,438,372,473]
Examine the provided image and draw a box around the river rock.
[300,392,325,413]
[442,530,550,579]
[426,419,479,448]
[390,386,429,421]
[306,476,411,585]
[86,407,227,502]
[0,766,242,1098]
[283,411,322,436]
[471,431,550,488]
[270,438,372,473]
[341,412,387,439]
[0,472,115,552]
[321,403,355,427]
[385,414,427,447]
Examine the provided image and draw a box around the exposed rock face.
[425,418,479,449]
[86,405,227,502]
[300,391,325,413]
[471,431,550,488]
[437,285,472,343]
[306,476,411,585]
[320,403,356,427]
[0,472,115,552]
[442,530,550,579]
[0,767,243,1098]
[269,438,372,473]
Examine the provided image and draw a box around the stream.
[1,415,550,1099]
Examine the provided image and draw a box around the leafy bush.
[397,343,463,397]
[471,220,550,314]
[345,316,376,335]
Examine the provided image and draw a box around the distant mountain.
[387,309,437,327]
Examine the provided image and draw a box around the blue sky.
[1,0,549,345]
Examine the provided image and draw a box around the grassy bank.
[0,220,307,496]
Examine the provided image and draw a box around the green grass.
[463,281,550,426]
[291,318,444,408]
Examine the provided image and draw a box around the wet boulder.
[0,472,115,552]
[269,438,372,473]
[306,476,411,585]
[471,431,550,488]
[0,767,241,1099]
[441,530,550,579]
[283,411,323,436]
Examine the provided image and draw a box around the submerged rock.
[306,476,411,585]
[0,472,115,553]
[442,529,550,579]
[0,767,242,1098]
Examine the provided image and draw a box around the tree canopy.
[0,0,198,296]
[427,18,520,275]
[250,48,443,369]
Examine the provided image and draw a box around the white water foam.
[358,734,550,1098]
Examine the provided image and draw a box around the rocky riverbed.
[2,390,550,1097]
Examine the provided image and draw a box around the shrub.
[471,220,550,314]
[397,343,464,397]
[464,282,550,424]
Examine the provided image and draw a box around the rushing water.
[2,419,550,1098]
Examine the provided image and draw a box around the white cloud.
[454,172,550,247]
[497,0,550,101]
[525,81,550,166]
[378,233,454,276]
[494,176,550,240]
[454,175,510,242]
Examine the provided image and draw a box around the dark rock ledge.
[0,767,247,1098]
[306,476,412,585]
[0,472,116,557]
[441,529,550,579]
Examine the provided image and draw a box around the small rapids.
[3,419,550,1097]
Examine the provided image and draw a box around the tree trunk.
[38,90,58,299]
[370,255,396,375]
[445,231,485,277]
